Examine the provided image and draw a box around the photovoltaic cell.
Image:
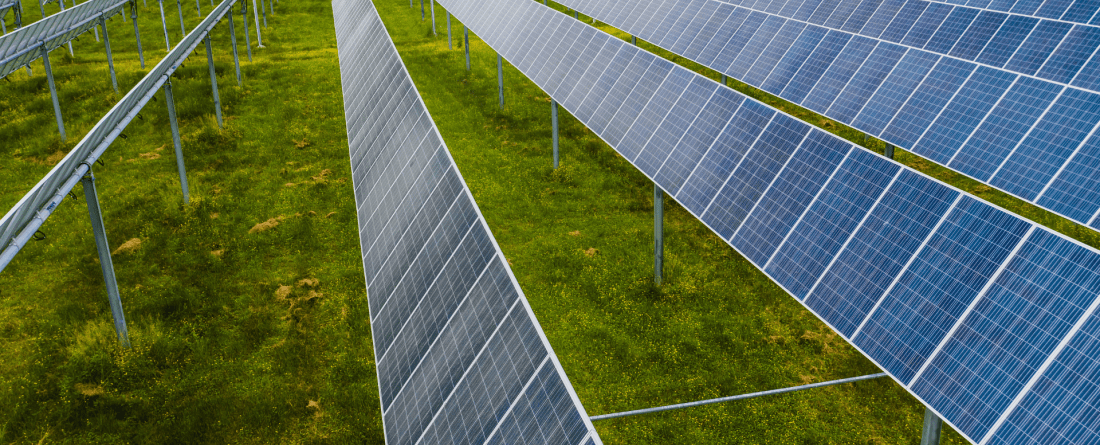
[333,2,601,444]
[910,66,1016,164]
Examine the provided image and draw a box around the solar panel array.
[0,0,243,271]
[0,0,129,77]
[436,0,1100,442]
[553,0,1100,234]
[332,1,602,444]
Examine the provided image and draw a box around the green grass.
[0,0,1091,443]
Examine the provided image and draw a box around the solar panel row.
[436,0,1100,442]
[0,0,129,77]
[331,2,602,444]
[922,0,1100,26]
[0,0,240,271]
[552,0,1100,235]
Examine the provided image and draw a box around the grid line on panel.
[479,356,553,445]
[1032,119,1100,202]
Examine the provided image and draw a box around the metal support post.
[41,44,66,141]
[268,0,273,16]
[419,0,423,21]
[259,0,266,28]
[721,74,726,85]
[574,10,578,19]
[94,21,100,41]
[252,0,263,47]
[654,183,664,285]
[228,9,241,85]
[430,0,435,36]
[100,17,118,93]
[1,16,6,34]
[57,0,73,55]
[131,3,144,68]
[242,2,253,60]
[497,54,503,109]
[194,0,200,15]
[920,408,942,445]
[176,0,185,35]
[631,35,637,45]
[551,99,559,169]
[38,0,45,19]
[81,171,131,348]
[158,0,171,50]
[204,36,223,128]
[885,143,895,160]
[446,11,451,49]
[463,26,469,71]
[163,79,190,203]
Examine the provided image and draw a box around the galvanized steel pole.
[921,408,942,445]
[446,11,451,49]
[204,36,223,128]
[590,373,888,421]
[81,171,131,348]
[228,7,241,84]
[497,53,503,109]
[194,0,200,15]
[57,0,73,55]
[463,26,469,71]
[100,16,118,93]
[163,79,190,203]
[430,0,435,36]
[158,0,170,50]
[175,0,185,35]
[551,99,558,169]
[131,2,144,68]
[242,1,253,60]
[885,143,895,160]
[721,74,726,85]
[654,183,663,285]
[251,0,263,47]
[41,44,66,141]
[259,0,266,28]
[419,0,423,21]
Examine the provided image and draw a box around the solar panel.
[0,0,129,78]
[330,2,602,444]
[922,0,1100,26]
[435,0,1100,442]
[553,0,1100,235]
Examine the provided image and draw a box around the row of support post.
[1,3,23,34]
[68,2,247,348]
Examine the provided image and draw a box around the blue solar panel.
[911,66,1016,164]
[900,3,953,48]
[948,76,1063,181]
[879,0,928,43]
[334,3,602,444]
[827,42,906,123]
[783,30,851,103]
[949,11,1008,60]
[1004,21,1072,75]
[618,66,694,160]
[765,149,898,298]
[988,305,1100,444]
[976,15,1038,67]
[990,88,1100,200]
[732,131,850,268]
[744,21,808,87]
[1037,25,1100,83]
[910,229,1100,441]
[854,196,1032,383]
[801,35,877,113]
[654,86,744,195]
[1037,133,1100,222]
[702,115,809,240]
[851,50,940,135]
[634,76,716,175]
[677,100,775,215]
[806,171,958,337]
[880,58,975,148]
[922,7,979,54]
[682,3,734,60]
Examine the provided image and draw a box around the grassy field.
[1,0,1095,443]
